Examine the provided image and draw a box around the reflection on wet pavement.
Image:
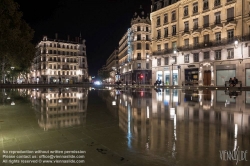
[0,87,249,166]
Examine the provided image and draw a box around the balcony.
[227,55,234,59]
[193,26,198,31]
[62,67,70,70]
[193,10,198,15]
[177,36,239,52]
[227,17,234,22]
[215,20,221,25]
[152,48,174,56]
[203,23,209,28]
[184,28,189,33]
[215,56,221,60]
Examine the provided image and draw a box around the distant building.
[151,0,250,86]
[106,49,119,84]
[118,5,152,84]
[30,34,88,84]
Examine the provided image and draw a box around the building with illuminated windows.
[118,6,152,84]
[30,34,88,84]
[150,0,250,86]
[99,49,119,84]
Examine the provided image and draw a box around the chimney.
[55,33,58,40]
[67,35,70,41]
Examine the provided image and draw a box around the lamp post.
[10,66,15,84]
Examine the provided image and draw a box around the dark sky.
[14,0,151,76]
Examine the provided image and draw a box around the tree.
[0,0,35,83]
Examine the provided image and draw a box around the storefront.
[184,67,199,85]
[156,67,178,85]
[216,65,236,86]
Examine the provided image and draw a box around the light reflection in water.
[2,87,250,166]
[27,87,88,130]
[100,88,250,165]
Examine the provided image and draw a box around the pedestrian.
[229,78,233,87]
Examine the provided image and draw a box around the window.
[146,43,149,50]
[193,37,199,46]
[137,34,141,40]
[157,2,162,10]
[137,43,141,49]
[137,26,140,31]
[172,11,176,21]
[193,19,198,30]
[137,63,141,69]
[164,14,168,24]
[157,16,160,26]
[172,41,177,49]
[165,57,169,65]
[137,53,141,60]
[215,12,221,24]
[193,53,199,62]
[164,43,168,50]
[146,26,149,32]
[184,6,188,16]
[227,7,234,22]
[227,49,234,59]
[227,29,234,42]
[203,0,209,10]
[184,39,189,48]
[204,51,210,59]
[146,63,149,69]
[215,32,221,43]
[215,50,221,60]
[204,34,209,44]
[157,58,161,66]
[184,21,189,32]
[214,0,220,6]
[157,30,161,39]
[172,56,177,64]
[157,44,161,51]
[193,2,198,14]
[146,35,149,40]
[203,15,209,27]
[172,25,176,35]
[184,54,189,63]
[164,0,169,6]
[164,27,168,37]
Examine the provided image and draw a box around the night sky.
[14,0,151,76]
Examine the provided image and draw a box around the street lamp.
[11,66,15,84]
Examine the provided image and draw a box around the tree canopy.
[0,0,35,81]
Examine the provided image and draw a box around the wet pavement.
[0,87,250,166]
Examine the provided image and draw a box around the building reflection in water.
[28,88,88,130]
[101,87,250,165]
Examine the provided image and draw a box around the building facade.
[106,49,119,83]
[151,0,250,86]
[30,34,88,84]
[118,6,152,84]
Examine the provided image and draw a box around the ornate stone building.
[151,0,250,86]
[30,34,88,84]
[118,6,152,84]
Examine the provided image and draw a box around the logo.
[219,146,248,165]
